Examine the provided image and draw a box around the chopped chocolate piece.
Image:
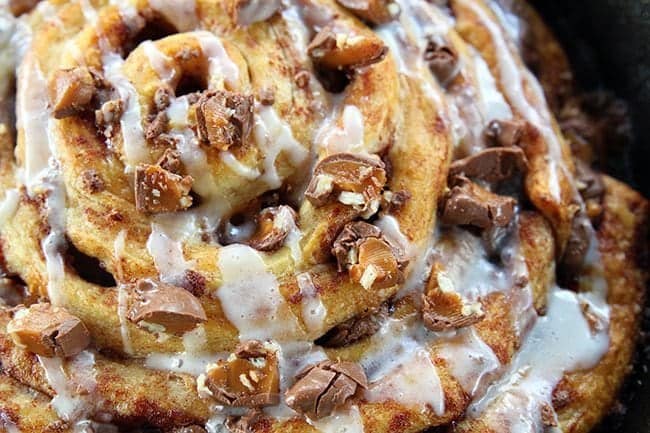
[195,90,254,151]
[95,99,124,139]
[127,279,207,334]
[483,119,526,147]
[156,148,183,174]
[381,189,411,213]
[226,410,268,433]
[81,169,105,194]
[246,205,298,253]
[257,88,275,106]
[421,265,485,331]
[49,67,97,119]
[154,87,172,111]
[424,38,458,85]
[7,303,91,358]
[336,0,400,25]
[307,22,388,70]
[233,0,281,26]
[559,211,591,278]
[9,0,40,16]
[331,221,382,271]
[285,361,367,419]
[134,163,193,213]
[317,303,388,347]
[305,153,386,216]
[448,147,528,183]
[201,340,280,407]
[440,178,516,229]
[145,111,169,140]
[574,160,605,201]
[294,70,311,89]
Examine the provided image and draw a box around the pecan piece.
[336,0,400,25]
[234,0,282,26]
[49,67,98,119]
[305,153,386,216]
[285,361,367,419]
[7,303,91,358]
[483,119,526,147]
[134,163,193,213]
[127,279,207,334]
[448,147,528,183]
[307,22,388,70]
[196,90,254,151]
[199,341,280,407]
[247,205,298,252]
[421,265,485,332]
[441,178,516,229]
[424,38,458,86]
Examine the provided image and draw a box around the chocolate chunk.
[421,266,485,332]
[234,0,281,26]
[127,279,207,334]
[246,205,298,253]
[448,147,528,183]
[424,38,458,85]
[134,163,193,213]
[307,22,388,70]
[540,403,558,427]
[49,67,98,119]
[440,178,516,229]
[285,361,367,419]
[145,111,169,140]
[331,221,382,271]
[336,0,400,25]
[201,340,280,407]
[9,0,40,16]
[195,90,254,151]
[156,148,183,174]
[559,211,591,278]
[81,169,105,194]
[317,303,388,347]
[483,119,526,147]
[381,189,411,213]
[7,303,91,358]
[95,99,124,139]
[305,153,386,215]
[574,160,604,201]
[225,410,268,433]
[170,426,207,433]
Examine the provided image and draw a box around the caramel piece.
[483,119,526,147]
[127,279,207,334]
[196,90,254,151]
[448,147,528,183]
[421,265,485,332]
[247,205,298,253]
[336,0,400,25]
[49,67,97,119]
[201,341,280,407]
[307,23,387,70]
[441,178,516,229]
[7,303,90,358]
[285,361,367,419]
[424,38,458,85]
[134,163,193,213]
[305,153,386,216]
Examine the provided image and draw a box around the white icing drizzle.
[253,104,309,188]
[0,189,19,225]
[310,405,365,433]
[318,105,365,154]
[468,289,610,432]
[237,0,282,26]
[375,214,416,261]
[113,230,134,355]
[216,244,301,340]
[0,415,21,433]
[41,174,67,307]
[488,0,523,46]
[437,328,500,396]
[78,0,98,24]
[472,47,512,121]
[194,31,240,89]
[145,352,217,376]
[296,272,326,334]
[142,40,175,82]
[149,0,198,32]
[102,52,148,170]
[220,151,261,180]
[146,223,192,285]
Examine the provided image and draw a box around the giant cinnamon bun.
[0,0,647,432]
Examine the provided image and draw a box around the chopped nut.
[134,163,193,213]
[448,147,528,183]
[246,205,298,252]
[195,90,254,151]
[483,119,526,147]
[441,177,516,229]
[127,279,207,334]
[285,361,367,419]
[305,153,386,215]
[7,303,91,358]
[307,22,388,70]
[336,0,400,25]
[421,265,485,331]
[234,0,281,26]
[81,169,105,194]
[201,340,280,407]
[49,67,98,119]
[317,303,388,347]
[424,38,458,86]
